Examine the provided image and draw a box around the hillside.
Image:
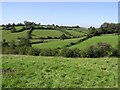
[32,29,65,38]
[2,30,28,41]
[70,34,118,50]
[32,38,80,49]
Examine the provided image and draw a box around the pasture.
[2,30,28,41]
[2,55,118,88]
[32,29,65,38]
[66,30,84,37]
[32,38,80,49]
[70,34,118,50]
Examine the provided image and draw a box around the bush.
[47,36,53,39]
[110,48,119,57]
[60,34,68,40]
[32,48,41,56]
[84,42,112,58]
[61,48,80,58]
[40,49,59,56]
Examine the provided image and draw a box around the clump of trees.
[61,48,81,58]
[60,34,69,40]
[82,42,112,58]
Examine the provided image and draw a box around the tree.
[27,27,34,39]
[87,27,99,36]
[60,34,68,40]
[61,48,80,58]
[9,40,16,49]
[11,27,16,33]
[19,38,31,47]
[85,42,112,58]
[2,39,9,47]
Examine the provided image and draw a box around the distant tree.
[52,24,55,26]
[60,34,68,40]
[27,27,34,39]
[85,42,112,58]
[2,39,9,47]
[19,38,31,47]
[61,48,80,58]
[11,27,16,33]
[9,40,16,49]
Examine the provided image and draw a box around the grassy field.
[2,55,118,88]
[15,26,23,30]
[70,34,118,50]
[66,30,84,37]
[32,30,65,38]
[32,38,80,49]
[2,30,28,41]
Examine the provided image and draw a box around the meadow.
[2,55,118,88]
[32,29,65,38]
[70,34,118,50]
[32,38,80,49]
[2,30,28,41]
[66,30,84,37]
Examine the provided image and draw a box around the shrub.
[40,49,59,56]
[60,34,68,40]
[47,36,53,39]
[84,42,112,58]
[61,48,80,58]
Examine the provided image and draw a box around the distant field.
[2,55,118,88]
[70,34,118,50]
[15,26,23,30]
[2,30,28,41]
[32,30,64,38]
[32,38,80,49]
[66,30,84,37]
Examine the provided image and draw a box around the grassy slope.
[2,55,118,88]
[32,38,80,49]
[2,30,28,41]
[15,26,23,31]
[32,30,64,38]
[70,34,118,50]
[66,30,84,37]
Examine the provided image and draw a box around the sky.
[2,2,118,28]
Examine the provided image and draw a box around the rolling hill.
[70,34,118,50]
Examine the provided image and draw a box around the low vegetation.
[2,55,118,88]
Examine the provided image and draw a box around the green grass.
[15,26,23,31]
[32,30,64,38]
[32,38,80,49]
[2,55,118,88]
[2,30,28,41]
[70,34,118,50]
[66,30,84,37]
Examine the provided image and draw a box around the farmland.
[70,34,118,50]
[32,29,65,38]
[32,38,80,49]
[66,30,84,37]
[2,30,28,41]
[2,55,118,88]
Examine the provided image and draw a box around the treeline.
[1,21,81,31]
[2,21,119,40]
[2,38,120,58]
[87,22,119,37]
